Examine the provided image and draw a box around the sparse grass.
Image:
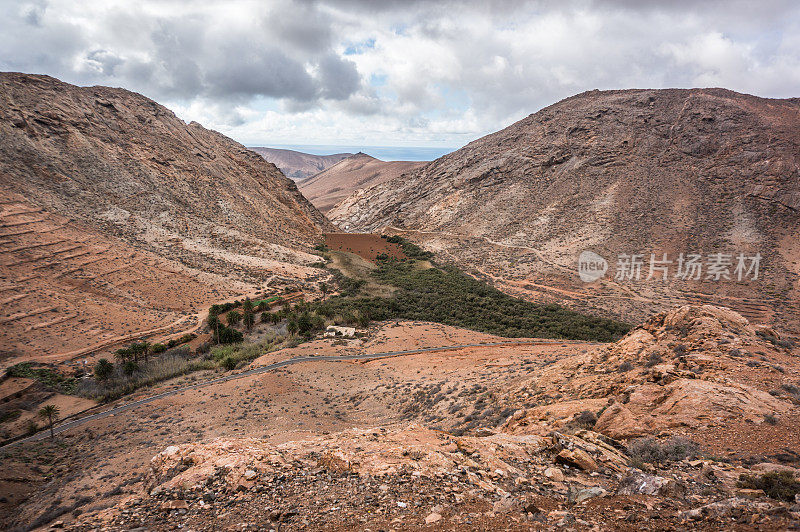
[5,363,78,395]
[738,471,800,501]
[627,436,700,468]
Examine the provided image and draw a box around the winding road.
[3,339,588,448]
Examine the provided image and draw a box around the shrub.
[627,436,699,466]
[123,361,138,376]
[738,471,800,501]
[618,361,633,372]
[94,359,114,381]
[569,410,597,429]
[80,353,210,402]
[195,342,212,355]
[644,352,664,367]
[0,410,21,424]
[221,356,237,371]
[315,259,630,341]
[151,343,167,354]
[6,363,78,394]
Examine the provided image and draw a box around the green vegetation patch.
[318,238,630,342]
[6,363,78,395]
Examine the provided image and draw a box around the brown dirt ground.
[324,233,406,262]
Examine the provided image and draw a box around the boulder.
[617,470,682,496]
[594,403,644,439]
[556,448,597,472]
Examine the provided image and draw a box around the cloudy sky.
[2,0,799,152]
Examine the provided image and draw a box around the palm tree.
[114,347,131,363]
[243,310,255,330]
[287,320,298,337]
[38,404,60,439]
[243,297,254,313]
[138,341,152,363]
[208,314,221,344]
[227,310,242,327]
[94,358,114,380]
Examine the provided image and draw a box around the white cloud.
[1,0,799,148]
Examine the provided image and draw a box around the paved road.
[3,339,587,448]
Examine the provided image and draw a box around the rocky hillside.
[330,89,800,333]
[299,153,425,213]
[0,72,333,363]
[249,147,352,180]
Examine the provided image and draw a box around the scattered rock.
[425,512,442,524]
[544,467,565,482]
[617,470,680,496]
[492,497,518,513]
[160,499,189,511]
[570,486,607,504]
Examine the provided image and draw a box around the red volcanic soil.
[324,233,406,262]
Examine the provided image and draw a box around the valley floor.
[2,316,799,530]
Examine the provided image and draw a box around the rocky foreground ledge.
[69,423,799,530]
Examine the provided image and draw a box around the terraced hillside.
[0,73,334,364]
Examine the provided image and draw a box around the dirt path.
[3,338,594,448]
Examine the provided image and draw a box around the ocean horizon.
[250,144,458,162]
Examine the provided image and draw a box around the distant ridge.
[299,153,425,213]
[250,147,352,180]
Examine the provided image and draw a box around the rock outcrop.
[502,305,796,440]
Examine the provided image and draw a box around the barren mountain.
[0,72,333,364]
[330,88,800,334]
[299,153,425,213]
[249,147,352,181]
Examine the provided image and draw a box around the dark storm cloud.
[206,47,318,101]
[317,54,361,100]
[0,0,364,120]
